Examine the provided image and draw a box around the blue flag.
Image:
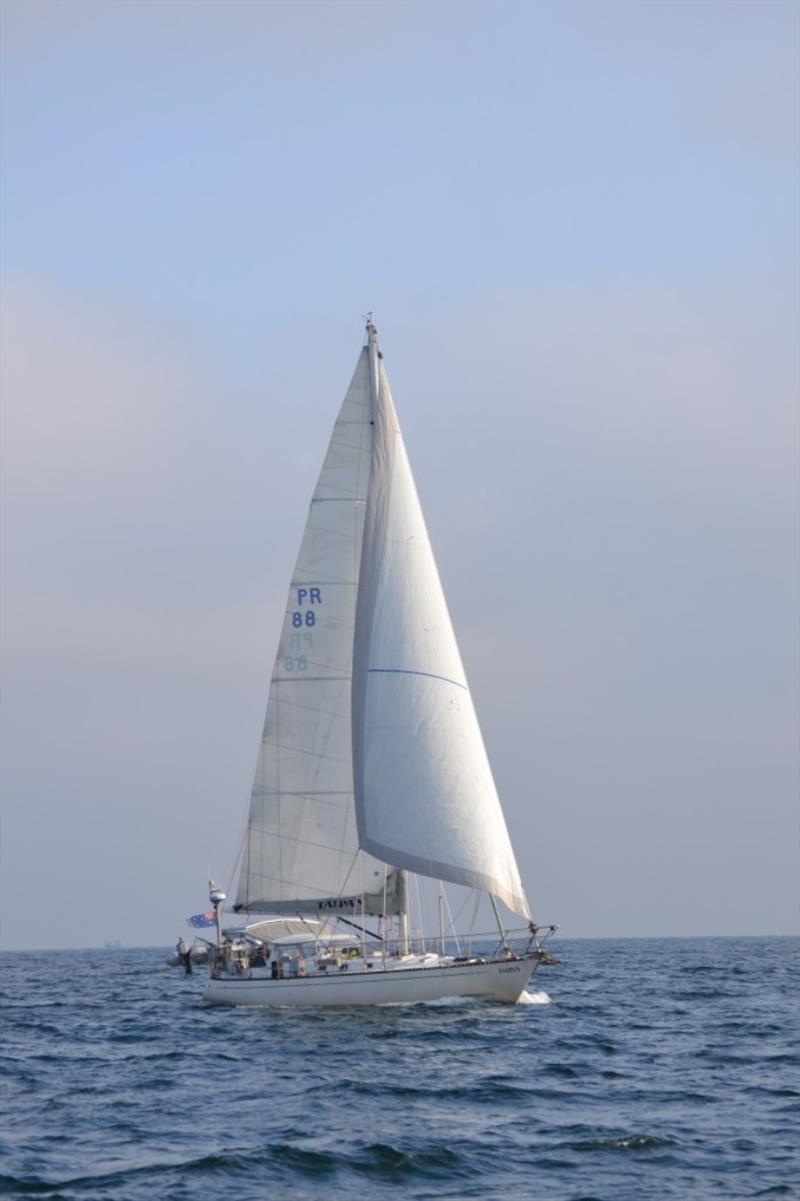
[187,912,216,928]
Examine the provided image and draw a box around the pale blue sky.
[1,0,798,948]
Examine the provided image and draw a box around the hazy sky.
[1,0,797,949]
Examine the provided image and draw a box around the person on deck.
[177,937,192,975]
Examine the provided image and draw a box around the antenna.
[363,311,377,344]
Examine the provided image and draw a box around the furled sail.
[352,336,531,920]
[234,348,402,916]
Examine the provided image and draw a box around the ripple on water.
[0,938,797,1201]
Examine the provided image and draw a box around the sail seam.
[259,739,349,764]
[252,789,351,796]
[251,793,349,810]
[250,831,364,854]
[367,668,468,690]
[270,675,352,684]
[264,701,351,721]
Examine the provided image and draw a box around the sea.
[1,937,798,1200]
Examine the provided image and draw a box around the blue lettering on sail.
[291,612,317,628]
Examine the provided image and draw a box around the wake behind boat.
[200,318,556,1007]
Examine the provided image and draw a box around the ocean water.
[1,937,798,1200]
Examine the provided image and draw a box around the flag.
[187,912,216,928]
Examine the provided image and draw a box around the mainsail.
[234,347,402,916]
[352,329,531,920]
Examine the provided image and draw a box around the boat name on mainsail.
[318,895,363,910]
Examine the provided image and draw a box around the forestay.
[234,348,402,916]
[352,338,531,920]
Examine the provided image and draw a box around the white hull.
[203,955,540,1008]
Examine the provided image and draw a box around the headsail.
[352,329,531,920]
[234,347,402,916]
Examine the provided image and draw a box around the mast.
[365,311,379,375]
[365,313,410,957]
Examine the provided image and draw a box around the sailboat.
[203,318,556,1007]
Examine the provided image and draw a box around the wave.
[4,937,799,1201]
[517,989,551,1004]
[0,1140,470,1194]
[307,1075,549,1104]
[562,1133,676,1153]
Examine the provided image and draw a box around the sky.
[1,0,797,950]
